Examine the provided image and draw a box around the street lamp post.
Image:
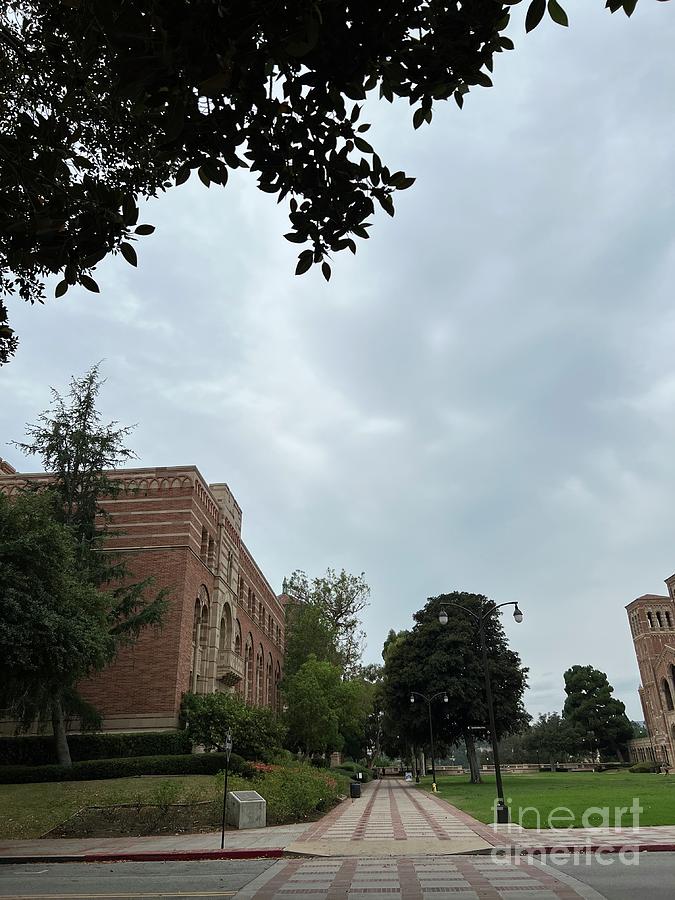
[438,599,523,824]
[409,690,448,791]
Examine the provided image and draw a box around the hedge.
[332,765,374,783]
[629,761,659,773]
[0,731,192,767]
[0,751,253,784]
[257,765,351,824]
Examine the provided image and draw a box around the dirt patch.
[45,801,221,839]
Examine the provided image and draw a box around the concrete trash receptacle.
[350,781,361,799]
[226,790,266,829]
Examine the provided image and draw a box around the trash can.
[350,781,361,799]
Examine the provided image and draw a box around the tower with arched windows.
[627,578,675,766]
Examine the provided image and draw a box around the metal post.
[427,698,437,789]
[220,730,233,849]
[480,613,508,823]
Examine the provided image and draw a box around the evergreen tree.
[562,665,633,761]
[5,366,167,764]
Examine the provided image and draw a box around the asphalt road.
[551,851,675,900]
[2,853,675,899]
[0,859,276,899]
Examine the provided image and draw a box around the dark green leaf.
[378,195,395,217]
[474,71,493,88]
[354,137,374,154]
[397,176,416,190]
[175,165,190,186]
[295,250,313,275]
[525,0,546,31]
[120,242,138,267]
[322,262,331,282]
[547,0,569,26]
[198,166,210,187]
[55,280,68,298]
[135,225,155,235]
[413,107,426,130]
[80,275,100,293]
[284,232,306,243]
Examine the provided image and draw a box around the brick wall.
[0,465,286,733]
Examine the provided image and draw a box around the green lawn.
[0,775,247,840]
[421,772,675,828]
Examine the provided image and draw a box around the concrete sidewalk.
[0,823,308,864]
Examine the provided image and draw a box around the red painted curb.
[0,848,285,865]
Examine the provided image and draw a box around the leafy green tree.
[0,0,644,362]
[340,677,379,762]
[282,602,342,683]
[562,665,634,761]
[4,366,167,764]
[181,692,286,762]
[523,712,581,766]
[381,593,529,782]
[0,491,116,765]
[285,568,369,676]
[283,656,344,756]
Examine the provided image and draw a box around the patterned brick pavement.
[301,779,483,844]
[235,856,601,899]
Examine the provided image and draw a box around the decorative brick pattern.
[240,858,592,899]
[311,781,485,844]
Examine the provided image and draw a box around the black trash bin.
[350,781,361,799]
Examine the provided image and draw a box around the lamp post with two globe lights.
[438,599,524,824]
[409,690,448,791]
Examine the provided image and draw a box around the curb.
[0,847,285,865]
[496,843,675,856]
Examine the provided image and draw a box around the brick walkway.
[236,856,602,899]
[305,779,481,842]
[288,779,492,857]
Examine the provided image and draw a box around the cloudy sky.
[3,2,675,720]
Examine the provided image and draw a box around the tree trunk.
[51,697,72,767]
[465,732,482,784]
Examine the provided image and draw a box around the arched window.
[274,662,281,712]
[266,653,273,707]
[667,611,673,628]
[663,679,674,711]
[191,587,210,693]
[256,645,264,706]
[657,611,663,628]
[219,605,232,652]
[234,619,242,655]
[648,611,654,628]
[244,634,254,703]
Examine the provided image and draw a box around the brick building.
[626,576,675,766]
[0,461,287,732]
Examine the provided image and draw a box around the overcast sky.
[3,2,675,720]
